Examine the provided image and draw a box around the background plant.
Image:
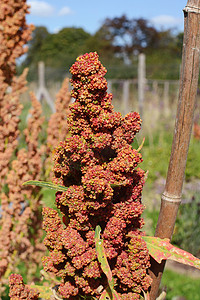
[0,0,34,186]
[0,0,34,293]
[20,16,183,81]
[0,1,72,297]
[45,77,71,179]
[0,92,46,293]
[172,193,200,257]
[0,79,71,298]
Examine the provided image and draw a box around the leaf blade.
[29,285,53,299]
[95,225,113,283]
[143,236,200,269]
[23,180,69,192]
[95,226,122,300]
[100,287,122,300]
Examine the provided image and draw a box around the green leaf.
[137,137,145,152]
[143,236,200,269]
[110,183,126,188]
[29,285,53,299]
[95,226,122,300]
[95,225,113,284]
[23,180,126,192]
[23,180,69,192]
[100,287,122,300]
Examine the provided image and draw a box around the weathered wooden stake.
[36,61,55,112]
[138,53,146,118]
[163,81,170,112]
[107,80,112,94]
[123,80,130,115]
[149,1,200,299]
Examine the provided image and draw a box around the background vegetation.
[18,15,183,81]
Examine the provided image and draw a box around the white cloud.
[58,6,73,16]
[151,15,182,27]
[53,27,61,34]
[28,1,55,17]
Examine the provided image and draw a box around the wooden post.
[138,53,146,118]
[36,61,55,112]
[107,80,112,94]
[149,1,200,299]
[123,80,130,115]
[152,80,158,95]
[163,81,170,112]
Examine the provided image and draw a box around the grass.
[185,137,200,179]
[161,269,200,300]
[138,131,200,184]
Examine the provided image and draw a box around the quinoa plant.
[0,92,46,293]
[0,0,34,186]
[40,52,152,299]
[45,77,71,179]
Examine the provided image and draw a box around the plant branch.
[149,0,200,298]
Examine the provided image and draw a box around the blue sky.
[27,0,185,34]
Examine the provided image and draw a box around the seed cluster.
[9,274,39,300]
[43,52,152,299]
[1,93,46,286]
[45,77,71,178]
[0,0,34,185]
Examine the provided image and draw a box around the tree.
[94,15,183,79]
[98,15,159,63]
[23,27,91,78]
[21,18,183,81]
[22,27,91,81]
[40,27,91,68]
[145,29,183,79]
[24,26,50,66]
[83,28,115,63]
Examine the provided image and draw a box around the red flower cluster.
[43,52,152,299]
[9,274,39,300]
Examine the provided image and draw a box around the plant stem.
[149,1,200,298]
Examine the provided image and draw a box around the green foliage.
[172,193,200,257]
[29,285,53,299]
[18,100,31,133]
[145,29,182,79]
[186,137,200,179]
[1,285,9,300]
[23,180,70,192]
[106,64,138,79]
[95,226,113,283]
[146,52,180,80]
[140,133,200,183]
[23,27,91,81]
[143,209,159,237]
[95,226,121,300]
[161,269,200,300]
[40,189,57,210]
[139,132,172,183]
[21,16,184,81]
[40,27,91,67]
[25,26,50,66]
